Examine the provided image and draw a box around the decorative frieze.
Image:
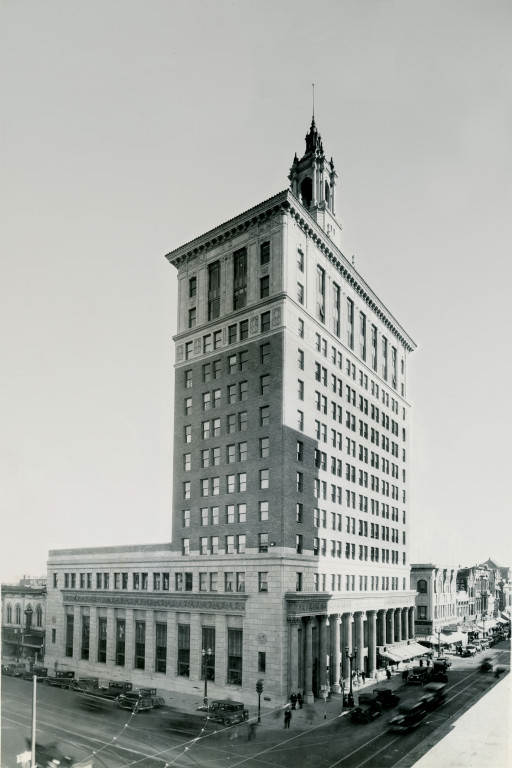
[61,590,248,614]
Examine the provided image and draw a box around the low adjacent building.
[1,579,47,664]
[411,564,458,642]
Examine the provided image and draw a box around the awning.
[378,650,401,663]
[441,632,466,644]
[418,633,459,646]
[497,617,510,625]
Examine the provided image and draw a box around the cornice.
[164,190,416,352]
[61,590,248,613]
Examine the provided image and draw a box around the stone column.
[214,614,226,685]
[331,615,341,693]
[73,606,81,663]
[288,619,299,695]
[394,608,402,642]
[106,608,116,666]
[189,613,201,681]
[367,610,377,677]
[124,609,134,671]
[319,615,328,689]
[355,612,365,673]
[89,606,97,665]
[408,606,415,639]
[341,612,353,679]
[145,610,155,673]
[386,609,394,644]
[401,608,408,641]
[304,618,314,703]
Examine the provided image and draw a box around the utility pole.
[31,675,37,768]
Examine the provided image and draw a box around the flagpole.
[31,675,37,768]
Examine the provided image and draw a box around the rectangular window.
[382,336,388,380]
[238,441,247,462]
[233,248,247,309]
[298,318,304,338]
[260,436,269,458]
[260,405,270,426]
[185,369,192,388]
[297,282,304,304]
[98,617,107,663]
[260,241,270,265]
[296,572,303,592]
[260,343,270,364]
[258,572,268,592]
[81,615,90,660]
[260,468,269,489]
[316,265,325,322]
[239,319,248,340]
[155,622,167,673]
[116,619,125,666]
[188,308,196,328]
[177,624,190,677]
[228,324,237,344]
[258,533,269,553]
[189,276,197,298]
[208,261,220,320]
[214,329,222,349]
[259,500,269,521]
[297,249,304,272]
[260,275,270,299]
[332,283,340,336]
[347,298,354,349]
[391,346,397,389]
[371,325,378,371]
[225,571,234,590]
[261,310,270,332]
[227,628,243,685]
[360,312,366,361]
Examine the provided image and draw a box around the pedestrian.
[419,658,424,667]
[386,667,391,681]
[247,722,257,741]
[426,658,431,667]
[297,692,303,709]
[290,692,297,710]
[284,708,292,729]
[361,671,366,684]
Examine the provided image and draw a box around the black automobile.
[117,692,154,712]
[208,700,249,725]
[389,701,427,732]
[46,670,75,688]
[407,666,431,685]
[374,688,400,708]
[350,694,382,723]
[420,682,447,711]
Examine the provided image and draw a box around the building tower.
[166,117,417,702]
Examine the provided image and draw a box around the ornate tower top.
[289,117,341,245]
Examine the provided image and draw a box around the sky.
[1,0,511,582]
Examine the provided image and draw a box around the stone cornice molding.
[61,590,248,614]
[165,190,416,353]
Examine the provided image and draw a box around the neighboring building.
[45,118,417,705]
[411,565,458,637]
[1,580,47,664]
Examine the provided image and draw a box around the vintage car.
[374,688,400,708]
[2,662,27,677]
[479,658,493,673]
[22,666,48,681]
[407,666,431,685]
[137,687,165,708]
[420,682,447,711]
[46,670,75,688]
[389,701,428,732]
[430,661,449,683]
[207,700,249,726]
[350,695,382,723]
[462,645,477,657]
[117,691,154,711]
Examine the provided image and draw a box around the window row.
[314,573,406,592]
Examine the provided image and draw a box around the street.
[2,640,509,768]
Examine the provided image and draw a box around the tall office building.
[45,119,419,705]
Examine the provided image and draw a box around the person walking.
[290,692,297,710]
[386,667,391,681]
[297,692,303,709]
[361,670,366,684]
[247,722,257,741]
[284,708,292,729]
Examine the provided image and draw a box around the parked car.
[71,677,100,692]
[208,700,249,726]
[479,639,490,650]
[389,701,428,732]
[407,666,431,685]
[46,671,75,688]
[462,645,477,657]
[374,688,400,708]
[420,682,447,711]
[22,666,48,681]
[2,662,27,677]
[117,692,154,712]
[137,687,165,708]
[350,695,382,723]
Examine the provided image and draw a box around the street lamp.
[345,647,357,707]
[201,647,213,707]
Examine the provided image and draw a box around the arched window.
[417,579,427,594]
[35,605,43,628]
[300,177,312,208]
[6,604,12,623]
[15,603,21,624]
